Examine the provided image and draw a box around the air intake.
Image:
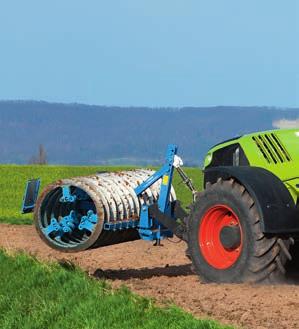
[252,133,291,164]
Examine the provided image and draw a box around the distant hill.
[0,100,298,165]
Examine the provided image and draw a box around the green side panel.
[204,128,299,202]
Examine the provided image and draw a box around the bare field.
[1,223,299,329]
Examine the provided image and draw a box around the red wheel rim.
[199,205,243,269]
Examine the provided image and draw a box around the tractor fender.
[204,166,299,234]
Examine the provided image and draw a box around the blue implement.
[135,144,178,241]
[22,144,191,251]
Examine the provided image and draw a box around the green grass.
[0,164,203,225]
[0,250,231,329]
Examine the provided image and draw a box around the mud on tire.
[187,178,293,283]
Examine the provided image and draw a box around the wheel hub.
[198,204,243,269]
[219,225,241,250]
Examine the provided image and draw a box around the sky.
[0,1,298,108]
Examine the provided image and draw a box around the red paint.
[199,205,242,269]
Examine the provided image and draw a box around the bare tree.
[29,144,48,165]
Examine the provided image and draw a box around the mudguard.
[204,166,299,234]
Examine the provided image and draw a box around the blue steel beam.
[134,144,178,241]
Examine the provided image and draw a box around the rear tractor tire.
[187,178,293,283]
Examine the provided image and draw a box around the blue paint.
[60,210,79,233]
[78,210,98,232]
[59,186,76,203]
[135,144,177,241]
[43,217,62,236]
[21,178,41,214]
[104,219,139,231]
[43,209,98,237]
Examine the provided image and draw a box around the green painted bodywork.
[204,129,299,202]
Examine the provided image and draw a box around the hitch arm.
[134,144,194,242]
[149,201,188,241]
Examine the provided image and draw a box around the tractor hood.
[204,128,299,202]
[204,128,299,181]
[240,129,298,168]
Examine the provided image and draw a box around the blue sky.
[0,1,298,107]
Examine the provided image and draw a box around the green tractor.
[188,128,298,283]
[23,128,299,284]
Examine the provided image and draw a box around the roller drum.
[34,169,176,252]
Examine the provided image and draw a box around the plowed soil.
[1,224,299,329]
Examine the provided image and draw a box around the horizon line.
[0,99,298,110]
